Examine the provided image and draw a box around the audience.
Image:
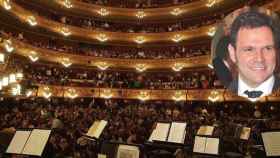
[0,98,279,157]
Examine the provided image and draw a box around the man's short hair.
[229,7,280,73]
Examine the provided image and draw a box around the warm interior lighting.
[170,8,182,16]
[97,8,109,16]
[9,73,16,84]
[66,88,78,99]
[2,76,9,86]
[208,90,220,102]
[11,84,21,96]
[4,39,14,53]
[43,87,52,99]
[0,81,2,90]
[101,89,112,99]
[16,73,23,80]
[3,0,11,10]
[96,33,108,42]
[136,11,146,19]
[207,27,216,37]
[28,51,39,62]
[60,27,71,36]
[207,64,214,69]
[26,90,33,97]
[172,34,183,42]
[172,91,184,101]
[61,58,72,67]
[96,62,109,70]
[0,53,4,63]
[172,63,184,72]
[135,36,145,44]
[27,16,37,26]
[63,0,73,8]
[206,0,216,7]
[138,91,149,101]
[135,64,147,72]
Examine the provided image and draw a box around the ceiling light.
[170,8,182,16]
[135,36,145,44]
[135,64,147,72]
[172,34,183,42]
[43,87,52,99]
[138,91,149,101]
[61,58,72,67]
[172,63,184,72]
[28,51,39,62]
[136,11,146,19]
[206,0,216,7]
[66,88,78,99]
[207,27,216,36]
[3,0,11,10]
[97,8,109,16]
[2,76,9,86]
[96,33,108,42]
[0,53,4,63]
[172,91,184,101]
[11,84,21,96]
[96,62,109,70]
[60,27,71,36]
[26,90,33,97]
[4,39,14,53]
[9,73,16,84]
[101,89,112,99]
[63,0,73,8]
[27,16,37,26]
[208,90,220,102]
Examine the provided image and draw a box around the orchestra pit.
[0,0,280,157]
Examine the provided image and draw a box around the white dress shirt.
[238,75,275,98]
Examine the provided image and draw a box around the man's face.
[228,26,276,88]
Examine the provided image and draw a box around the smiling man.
[227,8,280,98]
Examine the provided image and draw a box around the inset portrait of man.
[212,7,280,99]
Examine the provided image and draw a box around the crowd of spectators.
[20,61,220,89]
[78,0,198,8]
[15,0,224,33]
[1,29,210,59]
[0,98,279,157]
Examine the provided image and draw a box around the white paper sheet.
[197,126,214,136]
[193,136,206,153]
[205,137,219,155]
[22,129,51,156]
[167,122,186,143]
[149,123,170,142]
[87,120,108,138]
[117,145,140,158]
[240,127,251,140]
[6,131,31,154]
[262,132,280,156]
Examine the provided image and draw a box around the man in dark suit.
[227,8,280,99]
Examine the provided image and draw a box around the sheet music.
[6,131,31,154]
[197,126,214,136]
[98,154,107,158]
[240,127,251,140]
[87,120,108,138]
[167,122,186,143]
[149,123,170,142]
[117,145,140,158]
[262,132,280,156]
[193,136,206,153]
[205,137,219,155]
[22,129,51,156]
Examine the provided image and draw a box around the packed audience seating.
[77,0,197,8]
[0,29,210,59]
[18,61,220,89]
[15,0,224,33]
[0,98,279,157]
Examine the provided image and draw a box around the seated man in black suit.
[227,8,280,99]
